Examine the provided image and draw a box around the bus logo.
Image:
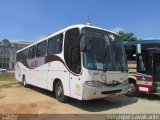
[142,76,146,81]
[31,60,38,68]
[101,74,107,82]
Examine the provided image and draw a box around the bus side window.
[28,45,36,59]
[47,34,63,55]
[36,40,47,58]
[125,45,136,61]
[22,49,28,61]
[64,28,81,74]
[17,52,22,61]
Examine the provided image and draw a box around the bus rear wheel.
[55,81,68,103]
[22,76,28,87]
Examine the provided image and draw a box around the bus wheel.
[55,81,68,103]
[22,76,28,87]
[127,83,137,97]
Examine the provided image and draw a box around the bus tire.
[126,82,138,97]
[22,75,28,87]
[55,81,68,103]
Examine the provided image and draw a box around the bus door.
[64,28,82,99]
[152,52,160,82]
[137,48,153,76]
[69,47,81,99]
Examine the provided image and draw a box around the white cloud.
[111,27,124,33]
[36,35,46,40]
[143,37,160,40]
[10,34,46,43]
[10,38,34,43]
[11,39,30,42]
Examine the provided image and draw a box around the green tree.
[118,31,138,42]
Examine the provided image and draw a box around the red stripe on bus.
[136,75,153,82]
[20,54,80,76]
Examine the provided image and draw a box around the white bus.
[15,24,129,102]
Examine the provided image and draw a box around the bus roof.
[124,40,160,46]
[17,24,121,53]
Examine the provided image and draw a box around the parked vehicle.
[0,68,7,73]
[124,40,160,96]
[15,24,129,102]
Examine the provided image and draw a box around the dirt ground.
[0,85,160,115]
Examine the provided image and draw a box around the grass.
[0,73,15,81]
[0,73,22,89]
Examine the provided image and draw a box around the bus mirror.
[80,35,86,52]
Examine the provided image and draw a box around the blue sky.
[0,0,160,42]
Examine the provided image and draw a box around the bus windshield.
[82,28,128,72]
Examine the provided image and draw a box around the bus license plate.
[139,87,148,92]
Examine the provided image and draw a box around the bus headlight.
[85,81,102,87]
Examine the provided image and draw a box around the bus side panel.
[25,59,37,85]
[26,69,35,85]
[70,73,82,100]
[47,61,70,97]
[35,70,48,89]
[15,62,31,84]
[35,57,48,89]
[15,62,22,82]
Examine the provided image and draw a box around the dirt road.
[0,86,160,114]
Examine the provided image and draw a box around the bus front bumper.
[82,83,129,100]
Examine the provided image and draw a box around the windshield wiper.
[103,55,109,72]
[116,55,125,72]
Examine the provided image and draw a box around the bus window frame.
[28,45,37,59]
[22,48,29,61]
[64,28,81,74]
[47,34,63,55]
[36,40,47,58]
